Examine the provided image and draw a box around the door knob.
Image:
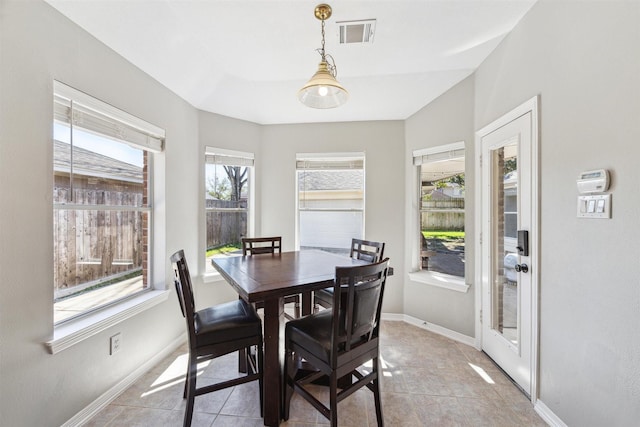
[515,263,529,273]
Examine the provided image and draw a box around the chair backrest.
[350,238,385,263]
[331,258,390,365]
[170,250,197,343]
[242,236,282,255]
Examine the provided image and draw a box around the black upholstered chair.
[314,238,385,310]
[242,237,301,319]
[171,250,263,427]
[284,258,390,427]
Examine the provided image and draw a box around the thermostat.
[577,169,609,194]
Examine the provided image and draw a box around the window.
[414,142,466,279]
[204,147,254,274]
[296,153,365,255]
[53,81,164,324]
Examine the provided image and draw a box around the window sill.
[45,290,170,354]
[408,270,470,293]
[202,271,223,283]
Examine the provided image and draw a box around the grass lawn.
[422,231,465,240]
[206,243,241,257]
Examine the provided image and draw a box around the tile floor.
[84,321,547,426]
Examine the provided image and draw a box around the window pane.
[205,163,249,273]
[419,156,465,278]
[53,124,149,324]
[298,168,364,255]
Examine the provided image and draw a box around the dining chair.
[171,250,263,427]
[242,236,301,319]
[314,238,385,310]
[283,258,390,427]
[242,236,282,255]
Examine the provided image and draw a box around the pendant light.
[298,4,348,109]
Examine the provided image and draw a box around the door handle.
[515,263,529,273]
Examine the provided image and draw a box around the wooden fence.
[421,199,465,231]
[205,199,247,250]
[53,187,144,298]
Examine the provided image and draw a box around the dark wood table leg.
[262,297,284,426]
[301,291,312,316]
[239,296,248,373]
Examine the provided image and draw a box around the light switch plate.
[577,194,611,218]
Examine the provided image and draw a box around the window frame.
[47,81,167,353]
[295,152,365,254]
[203,146,255,279]
[409,142,469,293]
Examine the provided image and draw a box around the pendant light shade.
[298,4,348,109]
[298,61,348,109]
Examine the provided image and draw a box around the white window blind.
[53,81,165,153]
[205,147,255,167]
[413,142,465,165]
[296,152,364,170]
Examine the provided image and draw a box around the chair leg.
[329,372,339,427]
[238,347,248,373]
[372,357,384,427]
[294,301,301,319]
[283,350,295,421]
[182,372,188,398]
[183,353,197,427]
[257,343,264,417]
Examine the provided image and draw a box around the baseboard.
[381,312,475,347]
[535,400,567,427]
[62,333,186,427]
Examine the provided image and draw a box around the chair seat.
[195,299,262,347]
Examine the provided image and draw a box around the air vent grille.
[337,19,376,44]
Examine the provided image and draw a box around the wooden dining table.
[211,250,367,426]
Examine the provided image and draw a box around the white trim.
[45,290,170,354]
[474,95,540,401]
[534,400,568,427]
[407,270,470,293]
[381,313,475,347]
[60,333,186,427]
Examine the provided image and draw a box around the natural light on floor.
[140,354,210,398]
[469,362,495,384]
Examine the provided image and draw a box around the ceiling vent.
[337,19,376,44]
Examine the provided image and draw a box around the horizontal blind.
[54,81,165,153]
[205,154,254,167]
[204,147,255,167]
[413,147,465,165]
[296,153,364,170]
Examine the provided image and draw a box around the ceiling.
[45,0,537,125]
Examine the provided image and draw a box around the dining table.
[211,249,368,426]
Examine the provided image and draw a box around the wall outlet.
[110,333,122,355]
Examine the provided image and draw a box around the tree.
[504,158,517,174]
[224,166,248,202]
[206,175,230,200]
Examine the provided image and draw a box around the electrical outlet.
[110,333,122,355]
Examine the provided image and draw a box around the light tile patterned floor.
[84,321,547,426]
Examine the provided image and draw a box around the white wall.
[404,76,476,337]
[260,122,406,313]
[0,1,196,425]
[475,1,640,425]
